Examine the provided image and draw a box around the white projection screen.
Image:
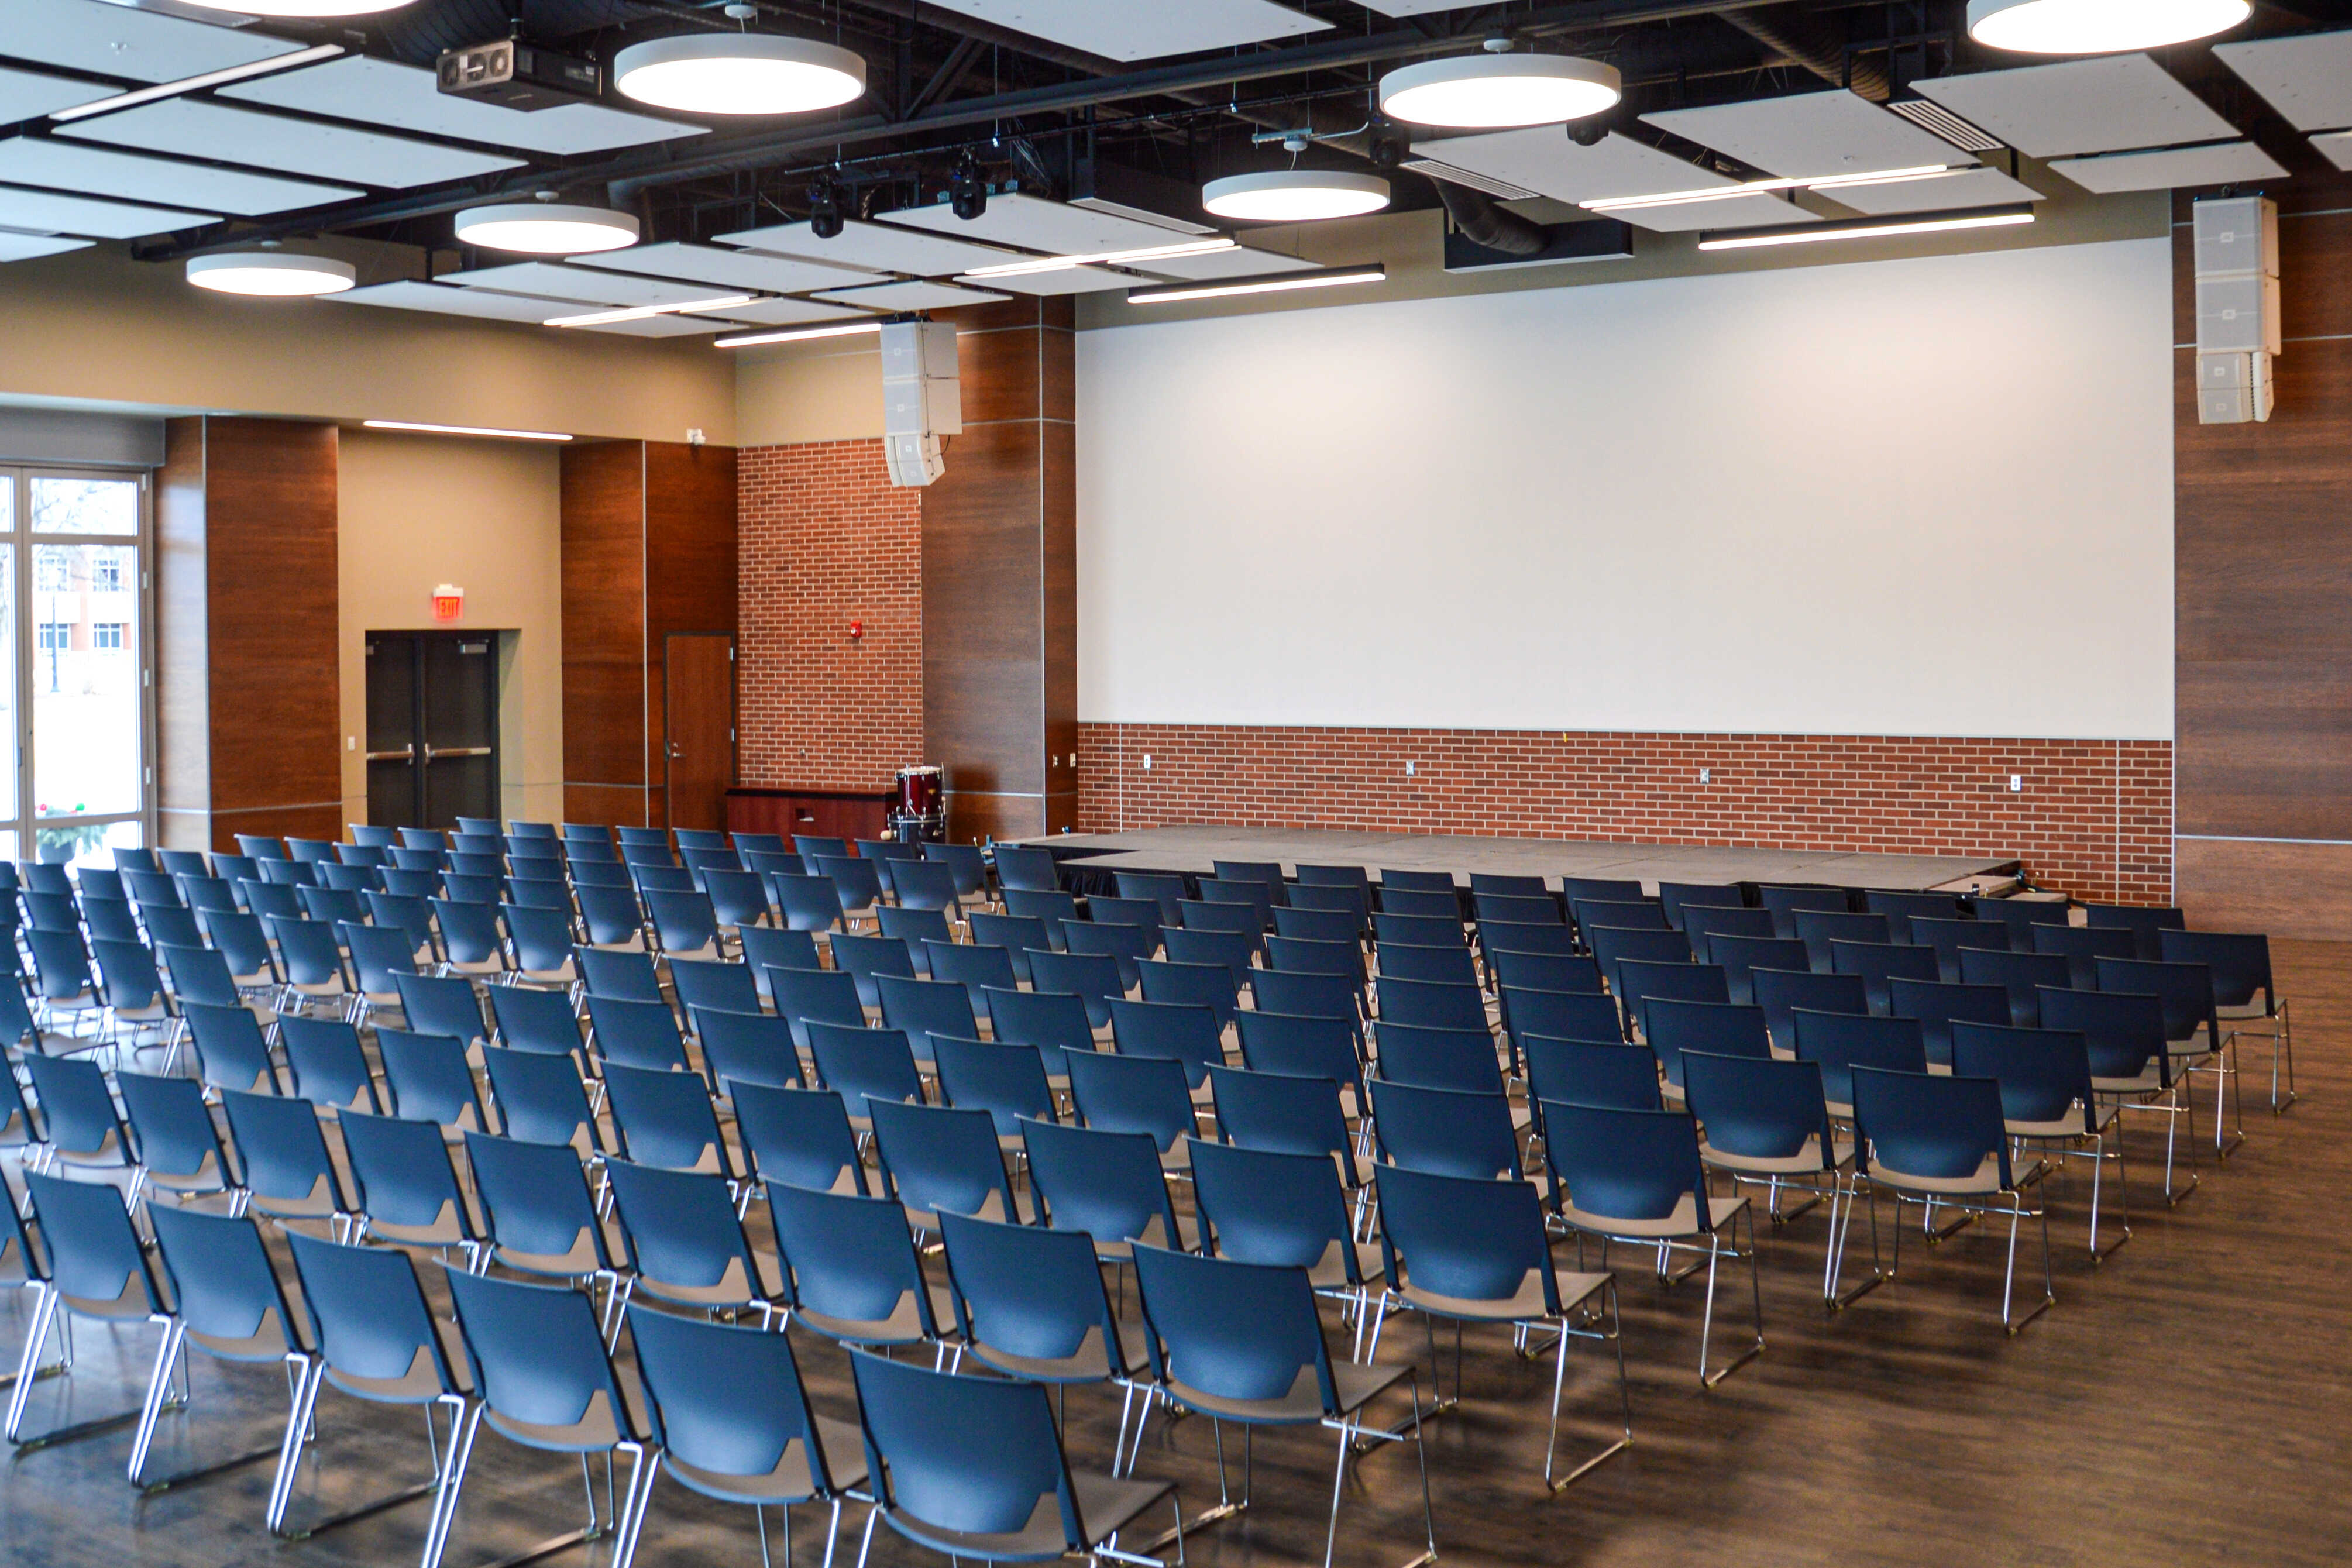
[1075,238,2174,738]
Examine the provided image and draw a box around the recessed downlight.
[455,202,641,255]
[1201,171,1391,223]
[613,34,866,115]
[186,251,356,297]
[1378,53,1621,129]
[1965,0,2250,53]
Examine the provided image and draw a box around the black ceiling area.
[62,0,2348,261]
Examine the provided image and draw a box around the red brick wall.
[738,439,923,791]
[1075,724,2174,905]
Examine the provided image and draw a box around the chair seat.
[1395,1263,1610,1326]
[2092,1064,2169,1096]
[789,1282,960,1350]
[967,1321,1153,1386]
[1867,1151,2012,1196]
[1160,1356,1411,1426]
[1556,1190,1744,1241]
[1700,1133,1852,1178]
[2216,1000,2273,1022]
[486,1378,651,1456]
[634,1250,783,1312]
[662,1414,870,1507]
[1088,1213,1198,1263]
[2008,1103,2120,1141]
[882,1468,1175,1563]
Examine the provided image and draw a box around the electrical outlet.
[1699,768,1710,784]
[1141,754,1151,769]
[2009,774,2023,793]
[1405,761,1416,778]
[345,736,356,752]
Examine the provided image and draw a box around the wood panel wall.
[922,297,1078,843]
[154,417,342,851]
[2175,172,2352,937]
[559,439,737,828]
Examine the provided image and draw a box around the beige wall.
[0,244,735,444]
[735,335,885,445]
[336,427,563,828]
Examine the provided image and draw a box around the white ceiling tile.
[59,98,522,190]
[0,64,111,121]
[1404,129,1737,205]
[439,261,743,308]
[1627,192,1817,233]
[1127,246,1319,280]
[810,280,1008,310]
[566,315,723,338]
[0,183,214,238]
[573,241,874,294]
[694,296,872,326]
[2050,140,2288,194]
[881,190,1232,255]
[1911,55,2239,158]
[2314,130,2352,173]
[0,232,91,263]
[1816,164,2043,215]
[220,56,705,156]
[0,136,356,215]
[0,0,304,84]
[1643,89,1986,177]
[338,281,583,324]
[951,266,1140,294]
[2213,30,2352,133]
[716,216,1026,277]
[912,0,1328,62]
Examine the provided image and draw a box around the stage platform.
[1023,825,2018,896]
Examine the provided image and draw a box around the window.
[36,622,66,652]
[92,558,122,592]
[92,622,124,651]
[33,555,66,592]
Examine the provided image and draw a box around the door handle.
[423,746,493,761]
[364,745,416,763]
[669,744,683,759]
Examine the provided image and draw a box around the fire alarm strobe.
[433,584,466,621]
[848,618,865,641]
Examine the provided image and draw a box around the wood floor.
[2,944,2346,1568]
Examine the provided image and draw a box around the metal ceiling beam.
[143,0,1785,256]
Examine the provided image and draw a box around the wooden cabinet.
[727,787,891,842]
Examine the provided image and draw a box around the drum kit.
[888,764,945,844]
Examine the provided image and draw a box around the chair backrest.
[1130,1244,1339,1415]
[770,966,866,1052]
[1368,1079,1520,1181]
[1522,1037,1663,1122]
[878,905,955,958]
[1950,1022,2096,1132]
[1206,1065,1355,1180]
[1376,911,1467,950]
[1134,960,1240,1034]
[645,889,723,957]
[992,844,1060,893]
[340,1110,476,1242]
[982,987,1099,1079]
[740,927,822,993]
[832,932,917,1011]
[1234,1010,1366,1099]
[1065,1049,1196,1153]
[1619,960,1731,1041]
[184,1000,278,1096]
[1956,947,2074,1028]
[580,947,663,1004]
[1750,967,1867,1051]
[500,903,577,974]
[1828,940,1942,1015]
[1247,967,1361,1031]
[1263,935,1360,988]
[280,1015,380,1114]
[1375,941,1478,990]
[221,1089,348,1218]
[934,1036,1057,1137]
[606,1159,761,1303]
[766,1179,937,1336]
[628,1305,842,1497]
[286,1230,460,1393]
[879,974,985,1062]
[1488,947,1604,1000]
[1861,889,1965,943]
[1500,986,1625,1064]
[1541,1103,1710,1229]
[575,883,648,946]
[2084,902,2186,961]
[117,1070,231,1191]
[1701,934,1810,1003]
[1791,909,1893,971]
[1005,888,1081,935]
[1374,1020,1504,1096]
[394,970,489,1046]
[366,892,436,953]
[482,1046,600,1153]
[1024,949,1126,1031]
[890,860,962,915]
[1061,920,1157,991]
[1791,1009,1928,1109]
[733,1082,865,1195]
[1270,904,1359,948]
[587,995,690,1074]
[937,1209,1128,1375]
[446,1268,638,1444]
[2031,924,2139,991]
[1910,916,2011,982]
[1682,904,1778,954]
[1371,1164,1557,1313]
[1587,926,1692,999]
[807,1023,926,1119]
[917,943,1017,1022]
[1657,882,1743,932]
[465,1129,614,1274]
[91,936,166,1011]
[1566,898,1663,938]
[1642,998,1769,1090]
[1680,1051,1834,1167]
[149,1204,302,1354]
[23,1054,127,1166]
[1380,868,1459,895]
[670,957,763,1023]
[487,982,585,1058]
[1020,1118,1184,1250]
[1758,884,1850,937]
[921,841,991,900]
[868,1098,1020,1225]
[848,1349,1085,1550]
[1477,892,1562,929]
[1191,1138,1361,1281]
[2157,929,2274,1012]
[1885,976,2013,1068]
[694,1006,803,1095]
[1109,997,1226,1088]
[377,1028,486,1132]
[1852,1067,2011,1189]
[603,1060,730,1175]
[2035,985,2171,1085]
[2092,957,2218,1046]
[968,913,1051,979]
[1196,878,1274,931]
[1174,898,1265,951]
[769,874,846,934]
[814,856,885,914]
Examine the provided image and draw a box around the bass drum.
[895,765,944,820]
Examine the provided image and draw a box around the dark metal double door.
[366,630,499,830]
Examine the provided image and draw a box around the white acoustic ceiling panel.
[1407,129,1737,205]
[2213,31,2352,132]
[60,99,522,190]
[441,260,740,307]
[1644,89,1983,177]
[912,0,1327,62]
[699,296,872,326]
[0,137,357,215]
[2314,130,2352,173]
[222,57,706,157]
[0,232,91,263]
[716,216,1025,277]
[2050,140,2288,194]
[882,191,1219,255]
[339,281,583,324]
[0,64,111,122]
[1815,163,2042,215]
[574,241,874,295]
[1911,56,2239,158]
[810,280,1008,310]
[1622,194,1816,233]
[0,184,215,239]
[953,266,1142,294]
[570,314,726,338]
[0,0,304,82]
[1129,246,1319,280]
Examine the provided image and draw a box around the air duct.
[1436,181,1548,256]
[1716,4,1890,101]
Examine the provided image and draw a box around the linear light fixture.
[49,43,346,123]
[1584,164,1961,213]
[363,419,572,442]
[962,238,1237,278]
[1126,264,1386,305]
[1697,204,2035,252]
[714,319,885,349]
[542,293,757,328]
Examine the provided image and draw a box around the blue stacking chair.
[1109,998,1226,1092]
[1758,885,1848,937]
[1374,1020,1508,1099]
[1966,896,2072,945]
[626,1306,868,1564]
[881,974,985,1065]
[982,988,1098,1082]
[1951,1021,2126,1260]
[220,1090,354,1235]
[1619,960,1730,1044]
[967,913,1050,981]
[934,1036,1056,1139]
[925,940,1019,1016]
[1791,910,1891,971]
[1021,1118,1190,1260]
[374,1027,487,1134]
[740,926,821,992]
[485,982,583,1060]
[1265,934,1362,991]
[811,856,885,930]
[1174,897,1265,955]
[1378,887,1460,921]
[1370,1163,1628,1493]
[1381,868,1460,894]
[1540,1102,1760,1384]
[771,967,867,1054]
[1862,890,1964,943]
[1587,925,1691,998]
[1958,947,2073,1029]
[807,1023,925,1129]
[2096,955,2236,1156]
[1027,950,1127,1033]
[603,1060,740,1179]
[483,1046,602,1154]
[767,1180,950,1351]
[278,1015,380,1116]
[1887,976,2012,1069]
[833,932,917,1013]
[1379,912,1467,950]
[1642,999,1772,1100]
[1136,955,1250,1054]
[1065,1050,1200,1168]
[2033,923,2138,992]
[339,1110,484,1257]
[1112,871,1187,929]
[1272,905,1361,951]
[1705,934,1811,1006]
[587,995,690,1074]
[23,1053,132,1174]
[1751,968,1866,1054]
[1910,916,2010,984]
[670,957,762,1025]
[868,1097,1024,1229]
[182,1000,280,1097]
[644,889,725,962]
[2161,927,2295,1113]
[879,906,954,971]
[1006,888,1082,940]
[1792,1009,1927,1119]
[465,1131,621,1304]
[6,1174,166,1447]
[734,1082,865,1196]
[1679,905,1778,958]
[1369,1078,1521,1181]
[1129,1244,1431,1568]
[770,874,848,940]
[1681,1051,1862,1301]
[429,899,507,979]
[1522,1038,1663,1123]
[2040,986,2196,1203]
[1235,1010,1368,1120]
[1830,940,1942,1016]
[1066,921,1156,992]
[693,1006,803,1097]
[438,1270,651,1567]
[1850,1066,2054,1332]
[991,844,1059,893]
[394,971,489,1050]
[890,860,964,919]
[1206,1065,1362,1188]
[580,947,663,1005]
[1249,969,1363,1034]
[1500,986,1625,1070]
[2085,902,2186,961]
[574,883,649,951]
[501,904,580,989]
[606,1160,779,1323]
[1191,1138,1378,1326]
[1198,877,1275,932]
[1658,882,1741,931]
[922,841,991,906]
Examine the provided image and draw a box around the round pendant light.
[176,0,412,13]
[613,33,866,115]
[1378,53,1621,129]
[1201,171,1391,223]
[1966,0,2250,53]
[456,202,641,255]
[185,251,356,298]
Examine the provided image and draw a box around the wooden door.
[663,633,734,833]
